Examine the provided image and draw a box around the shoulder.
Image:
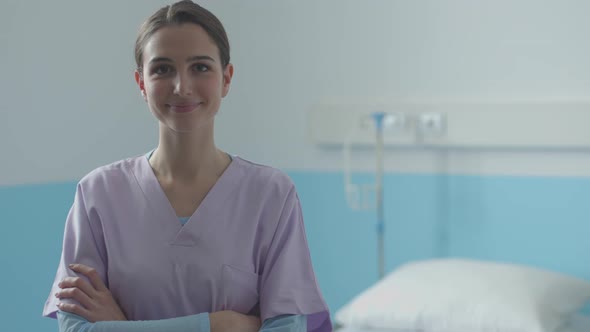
[231,157,304,235]
[77,154,145,193]
[232,156,298,202]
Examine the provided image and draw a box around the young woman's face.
[135,23,233,133]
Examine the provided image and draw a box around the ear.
[221,63,234,98]
[134,70,147,102]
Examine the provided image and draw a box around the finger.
[69,264,108,292]
[55,287,94,309]
[57,302,91,320]
[59,277,96,298]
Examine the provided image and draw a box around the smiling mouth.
[167,103,202,113]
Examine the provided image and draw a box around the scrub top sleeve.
[260,315,306,331]
[258,186,332,331]
[43,183,108,319]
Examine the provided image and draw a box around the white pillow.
[335,258,590,332]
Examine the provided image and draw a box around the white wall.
[3,0,590,186]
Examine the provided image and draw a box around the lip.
[167,102,202,113]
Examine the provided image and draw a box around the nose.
[173,72,192,96]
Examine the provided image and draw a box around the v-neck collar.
[132,153,244,247]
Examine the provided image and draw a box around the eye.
[193,63,210,72]
[151,64,173,76]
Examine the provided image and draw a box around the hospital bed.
[336,314,590,332]
[333,258,590,332]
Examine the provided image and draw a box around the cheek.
[200,78,225,98]
[145,82,169,101]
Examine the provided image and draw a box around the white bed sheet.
[335,314,590,332]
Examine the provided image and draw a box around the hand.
[209,310,261,332]
[55,263,127,323]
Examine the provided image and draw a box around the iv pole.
[343,111,388,280]
[372,112,385,280]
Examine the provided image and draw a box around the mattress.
[335,314,590,332]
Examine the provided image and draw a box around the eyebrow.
[148,55,216,65]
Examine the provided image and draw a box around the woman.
[42,1,332,331]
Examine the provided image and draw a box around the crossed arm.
[55,264,305,332]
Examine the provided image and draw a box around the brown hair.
[134,0,230,70]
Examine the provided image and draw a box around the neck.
[149,124,229,182]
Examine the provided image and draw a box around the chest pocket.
[221,264,260,314]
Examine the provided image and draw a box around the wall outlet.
[418,112,446,136]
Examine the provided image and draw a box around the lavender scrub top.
[43,154,331,331]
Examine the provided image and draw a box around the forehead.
[143,24,219,63]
